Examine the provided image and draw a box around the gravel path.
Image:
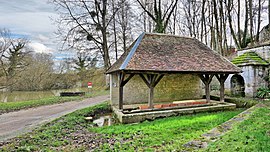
[0,95,109,141]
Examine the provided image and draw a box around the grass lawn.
[205,103,270,152]
[0,89,108,114]
[0,102,243,151]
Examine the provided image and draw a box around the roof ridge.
[119,32,145,70]
[144,32,196,40]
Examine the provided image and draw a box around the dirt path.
[0,95,109,141]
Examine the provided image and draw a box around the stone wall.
[259,25,270,42]
[225,46,270,97]
[238,46,270,62]
[224,65,268,97]
[110,73,202,106]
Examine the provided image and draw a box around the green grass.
[206,103,270,152]
[0,102,111,152]
[209,95,261,108]
[0,101,243,151]
[0,89,109,114]
[92,110,243,151]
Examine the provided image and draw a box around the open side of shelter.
[107,33,241,123]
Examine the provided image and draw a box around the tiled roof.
[106,33,241,74]
[232,52,269,66]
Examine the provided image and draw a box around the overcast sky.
[0,0,72,59]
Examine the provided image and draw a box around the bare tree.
[51,0,123,70]
[0,36,29,91]
[249,0,254,45]
[0,29,11,62]
[268,0,270,24]
[15,53,55,91]
[136,0,179,33]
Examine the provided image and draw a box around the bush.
[256,87,270,99]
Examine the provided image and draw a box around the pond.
[0,88,91,102]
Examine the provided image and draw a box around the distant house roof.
[106,33,241,74]
[231,52,269,66]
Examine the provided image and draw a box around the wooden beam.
[122,74,135,86]
[153,74,164,87]
[119,86,124,110]
[122,70,240,75]
[139,74,151,88]
[118,72,135,110]
[215,74,229,102]
[139,74,164,109]
[118,72,124,110]
[205,83,210,102]
[199,74,214,103]
[149,86,154,109]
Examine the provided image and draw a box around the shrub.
[256,87,270,99]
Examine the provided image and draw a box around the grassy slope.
[0,89,108,114]
[92,110,243,151]
[206,103,270,152]
[0,101,243,151]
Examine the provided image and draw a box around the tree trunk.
[242,0,249,48]
[201,0,206,42]
[102,0,110,70]
[112,0,118,60]
[256,0,262,42]
[269,0,270,24]
[249,0,254,45]
[121,0,127,52]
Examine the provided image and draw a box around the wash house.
[106,33,241,123]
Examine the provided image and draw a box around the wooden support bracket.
[139,74,164,109]
[118,72,135,110]
[215,74,229,102]
[199,74,214,103]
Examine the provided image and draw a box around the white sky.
[0,0,269,60]
[0,0,73,59]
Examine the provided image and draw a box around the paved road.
[0,95,109,141]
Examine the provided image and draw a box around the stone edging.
[183,104,263,149]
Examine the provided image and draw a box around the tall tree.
[249,0,254,45]
[52,0,122,70]
[226,0,250,49]
[16,53,55,91]
[268,0,270,24]
[136,0,179,33]
[0,29,11,62]
[0,37,29,91]
[256,0,262,42]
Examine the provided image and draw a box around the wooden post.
[139,74,164,109]
[220,82,225,102]
[149,86,154,108]
[118,72,135,110]
[119,86,124,110]
[118,72,125,110]
[205,82,210,102]
[215,74,229,102]
[199,74,214,103]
